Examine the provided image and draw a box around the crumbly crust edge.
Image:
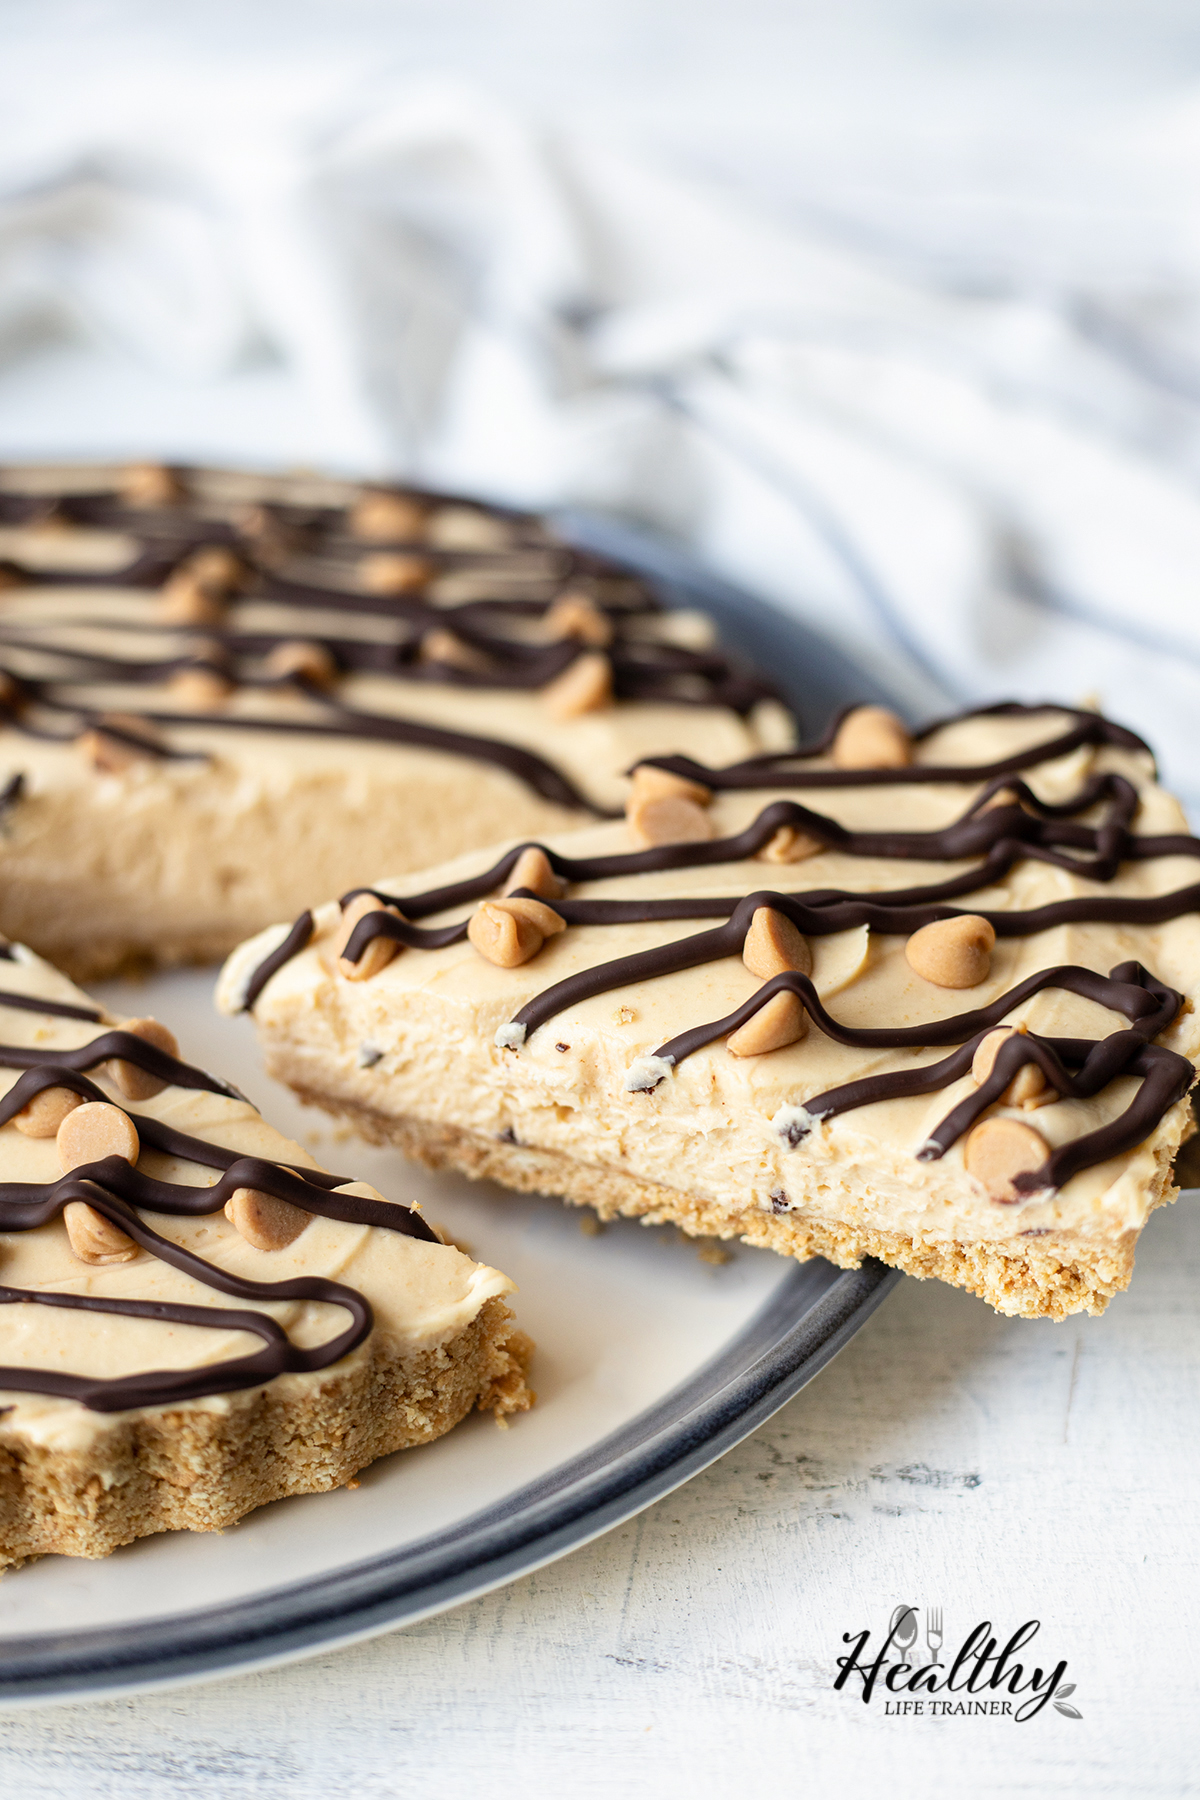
[0,1296,533,1568]
[288,1089,1179,1322]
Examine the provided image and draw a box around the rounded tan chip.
[972,1026,1056,1109]
[905,915,995,989]
[57,1102,140,1174]
[350,491,428,541]
[187,547,246,591]
[169,660,233,710]
[63,1200,138,1265]
[335,892,405,981]
[468,896,565,968]
[157,570,227,627]
[265,639,338,687]
[359,551,433,595]
[627,793,712,850]
[832,706,912,770]
[505,846,565,900]
[742,907,813,979]
[419,628,490,673]
[224,1187,310,1252]
[542,651,613,721]
[543,592,614,647]
[118,462,185,508]
[760,825,823,864]
[77,713,165,774]
[727,992,808,1057]
[108,1017,180,1102]
[628,764,712,809]
[964,1116,1050,1202]
[14,1085,82,1138]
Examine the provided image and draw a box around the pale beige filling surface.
[226,709,1200,1258]
[0,948,513,1454]
[0,464,792,962]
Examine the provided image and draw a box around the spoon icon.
[890,1604,919,1664]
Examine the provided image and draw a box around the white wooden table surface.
[0,1188,1194,1797]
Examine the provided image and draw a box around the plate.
[0,519,901,1706]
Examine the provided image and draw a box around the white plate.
[0,523,900,1704]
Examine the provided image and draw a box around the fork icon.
[926,1606,944,1662]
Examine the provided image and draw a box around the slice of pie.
[221,701,1200,1321]
[0,941,531,1568]
[0,461,791,979]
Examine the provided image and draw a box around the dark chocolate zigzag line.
[0,1168,373,1412]
[0,1063,434,1238]
[0,987,101,1022]
[0,1028,239,1098]
[648,960,1179,1068]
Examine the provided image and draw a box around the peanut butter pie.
[0,942,531,1567]
[0,461,791,979]
[220,701,1200,1321]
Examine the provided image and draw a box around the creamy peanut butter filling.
[0,462,792,967]
[225,705,1200,1262]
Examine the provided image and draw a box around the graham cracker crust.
[0,1297,533,1568]
[288,1087,1169,1322]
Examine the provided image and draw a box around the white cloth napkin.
[3,71,1200,798]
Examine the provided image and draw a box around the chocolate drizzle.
[0,463,782,811]
[247,701,1200,1205]
[0,989,441,1412]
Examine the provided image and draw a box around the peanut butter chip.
[57,1102,140,1174]
[335,893,403,981]
[419,628,489,673]
[542,651,613,720]
[627,794,713,849]
[359,552,432,595]
[506,846,565,900]
[350,491,428,541]
[971,1026,1056,1109]
[905,915,995,989]
[63,1200,138,1265]
[77,714,165,774]
[760,825,823,864]
[832,705,913,770]
[543,593,613,647]
[265,639,338,687]
[119,462,184,507]
[727,991,808,1057]
[468,897,563,967]
[224,1187,309,1252]
[14,1085,82,1138]
[169,665,233,710]
[186,547,245,590]
[964,1117,1050,1201]
[628,764,713,808]
[742,907,813,979]
[109,1017,180,1102]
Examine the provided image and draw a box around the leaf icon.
[1054,1702,1083,1720]
[1056,1684,1076,1699]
